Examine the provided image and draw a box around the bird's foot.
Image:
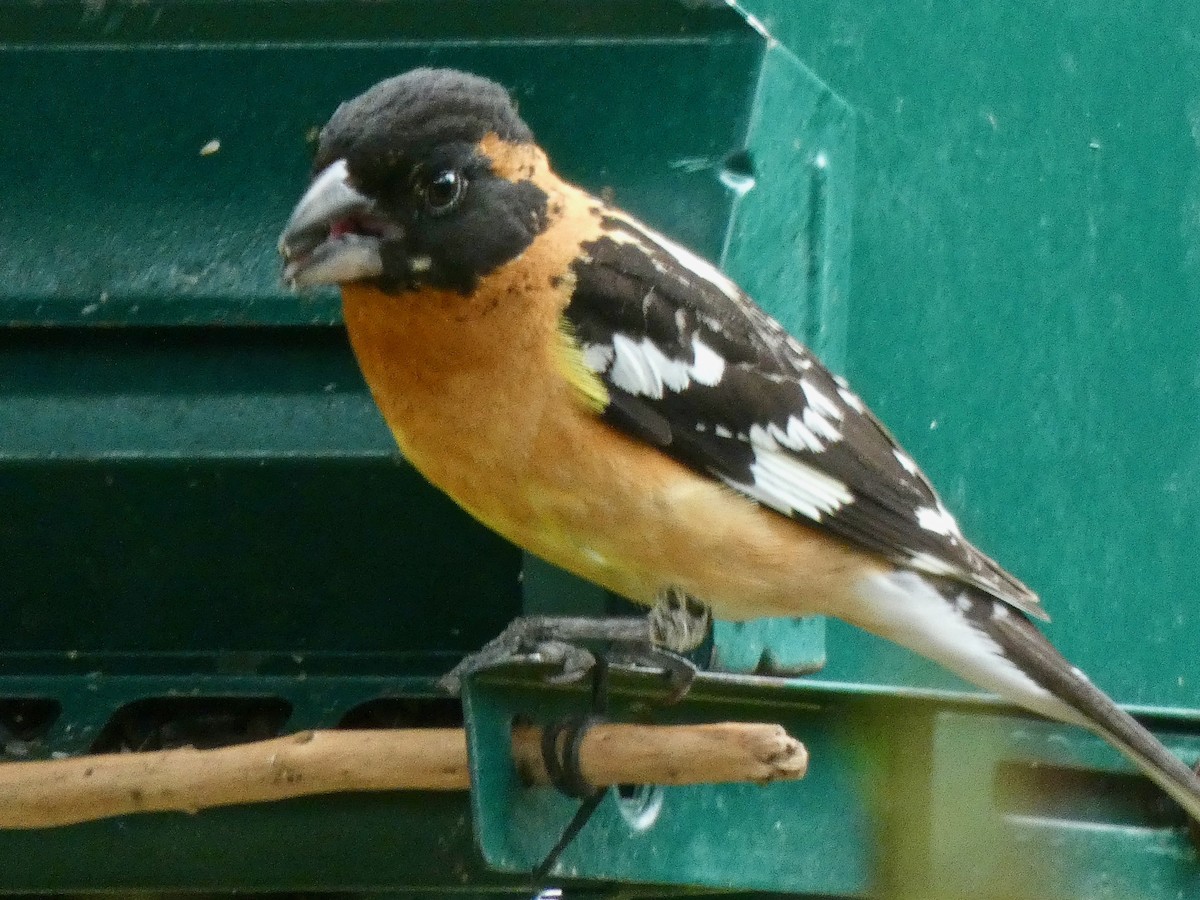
[608,644,698,703]
[438,615,649,695]
[648,586,712,655]
[438,613,699,701]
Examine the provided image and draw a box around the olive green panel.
[738,2,1200,711]
[0,794,487,892]
[928,712,1200,898]
[0,0,741,44]
[0,328,392,457]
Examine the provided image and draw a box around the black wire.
[541,715,601,799]
[530,789,606,884]
[529,657,612,895]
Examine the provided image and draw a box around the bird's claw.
[438,617,624,694]
[438,615,696,699]
[538,641,598,685]
[610,645,698,702]
[649,587,712,655]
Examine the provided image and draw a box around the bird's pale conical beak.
[278,159,387,288]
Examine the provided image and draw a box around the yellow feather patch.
[555,316,609,414]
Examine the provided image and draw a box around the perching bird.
[278,67,1200,821]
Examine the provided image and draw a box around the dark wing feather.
[564,212,1044,619]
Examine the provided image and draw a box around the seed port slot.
[995,760,1186,829]
[90,696,292,754]
[615,782,664,830]
[0,698,62,757]
[337,696,463,729]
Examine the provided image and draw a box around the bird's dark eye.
[420,169,466,216]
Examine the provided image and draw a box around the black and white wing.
[564,212,1044,620]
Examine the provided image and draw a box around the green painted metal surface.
[742,0,1200,710]
[0,7,753,326]
[750,5,1200,890]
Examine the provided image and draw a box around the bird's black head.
[279,68,550,295]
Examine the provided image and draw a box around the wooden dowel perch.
[0,722,806,830]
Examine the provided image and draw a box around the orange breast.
[339,177,882,622]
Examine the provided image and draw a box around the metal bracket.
[462,665,872,895]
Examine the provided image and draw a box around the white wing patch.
[784,415,826,453]
[916,504,962,537]
[904,550,960,578]
[690,338,727,385]
[723,423,854,521]
[588,334,725,400]
[582,343,614,371]
[567,209,1044,618]
[893,449,919,475]
[800,379,843,421]
[648,234,742,301]
[837,386,866,413]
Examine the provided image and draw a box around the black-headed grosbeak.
[278,68,1200,820]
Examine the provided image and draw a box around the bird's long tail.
[856,570,1200,823]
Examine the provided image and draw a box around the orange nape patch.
[477,132,550,183]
